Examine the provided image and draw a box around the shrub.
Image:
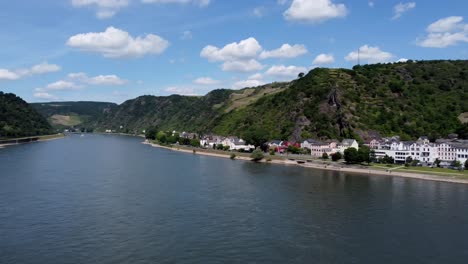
[331,152,342,161]
[322,152,329,160]
[230,153,236,160]
[250,149,264,162]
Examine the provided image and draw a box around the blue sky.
[0,0,467,103]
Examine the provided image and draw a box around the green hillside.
[0,92,52,139]
[36,60,468,142]
[31,101,117,130]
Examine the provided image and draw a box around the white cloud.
[248,73,263,80]
[312,53,335,65]
[0,62,60,81]
[396,58,409,63]
[277,0,289,5]
[427,16,464,33]
[68,72,128,85]
[181,30,192,40]
[34,92,59,100]
[259,44,308,59]
[392,2,416,20]
[46,80,82,91]
[67,27,170,58]
[165,86,199,96]
[200,37,262,62]
[0,69,20,80]
[142,0,210,7]
[284,0,347,23]
[232,79,265,89]
[30,62,61,74]
[265,65,308,79]
[345,45,394,64]
[71,0,130,19]
[252,6,266,18]
[193,77,220,85]
[222,59,264,72]
[417,16,468,48]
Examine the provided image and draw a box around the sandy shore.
[143,141,468,185]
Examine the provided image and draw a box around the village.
[139,129,468,170]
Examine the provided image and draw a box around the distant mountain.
[31,101,117,131]
[0,92,52,139]
[35,60,468,142]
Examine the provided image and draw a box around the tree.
[465,160,468,169]
[145,126,158,140]
[358,145,371,164]
[298,72,305,78]
[250,149,264,162]
[190,139,200,147]
[405,156,413,165]
[381,155,394,164]
[287,145,301,154]
[434,158,441,168]
[243,127,269,147]
[370,150,376,162]
[451,160,462,168]
[331,152,342,162]
[344,147,359,164]
[322,152,329,160]
[156,131,167,143]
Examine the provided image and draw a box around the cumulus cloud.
[165,86,199,96]
[417,16,468,48]
[68,72,128,85]
[0,62,60,81]
[0,69,20,80]
[392,2,416,20]
[201,37,262,62]
[193,77,220,85]
[259,44,308,59]
[34,72,128,101]
[33,92,59,100]
[222,59,264,72]
[396,58,409,63]
[201,38,307,72]
[71,0,130,19]
[142,0,210,7]
[345,45,394,64]
[46,80,82,91]
[312,53,335,65]
[283,0,347,23]
[265,65,308,79]
[67,27,170,58]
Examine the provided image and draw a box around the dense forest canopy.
[0,92,52,139]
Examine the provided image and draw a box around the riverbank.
[0,133,65,148]
[143,141,468,185]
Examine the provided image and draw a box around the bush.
[322,152,329,160]
[250,149,264,162]
[269,149,276,155]
[465,160,468,169]
[230,153,236,160]
[331,152,342,161]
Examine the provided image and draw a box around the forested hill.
[37,60,468,142]
[31,101,117,131]
[0,92,52,139]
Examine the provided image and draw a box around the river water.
[1,134,467,263]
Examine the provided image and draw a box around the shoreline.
[143,141,468,185]
[0,134,65,148]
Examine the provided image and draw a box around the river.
[1,134,468,263]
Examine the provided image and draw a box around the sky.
[0,0,467,103]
